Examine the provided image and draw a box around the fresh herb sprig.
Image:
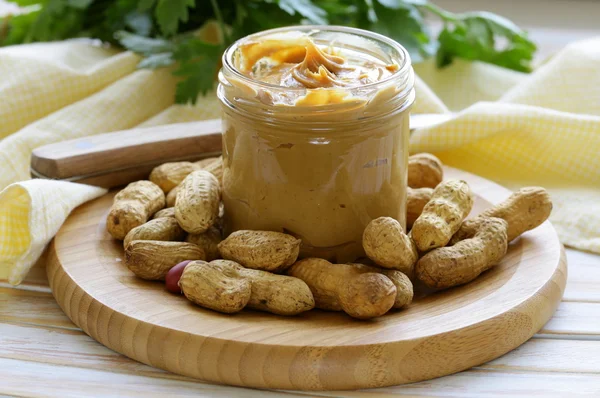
[1,0,536,104]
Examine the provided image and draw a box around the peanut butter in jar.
[217,26,415,263]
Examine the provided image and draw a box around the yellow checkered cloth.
[1,37,599,285]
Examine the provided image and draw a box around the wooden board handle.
[31,120,222,188]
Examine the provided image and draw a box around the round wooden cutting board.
[47,167,567,391]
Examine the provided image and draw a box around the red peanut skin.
[166,260,192,294]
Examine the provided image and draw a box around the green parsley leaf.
[369,1,434,62]
[138,0,156,11]
[124,10,153,36]
[116,30,174,55]
[435,12,536,72]
[25,0,87,42]
[67,0,94,9]
[172,38,222,103]
[364,0,377,24]
[466,11,525,38]
[5,0,44,5]
[0,8,41,46]
[138,52,174,68]
[377,0,425,9]
[277,0,328,25]
[155,0,195,37]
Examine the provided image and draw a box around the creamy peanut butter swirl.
[234,37,399,104]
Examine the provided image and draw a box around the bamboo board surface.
[1,249,598,396]
[39,167,567,391]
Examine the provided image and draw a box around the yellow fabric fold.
[138,92,222,127]
[0,40,139,138]
[499,37,600,115]
[411,101,600,185]
[1,36,599,284]
[0,42,178,284]
[0,67,177,188]
[0,181,106,284]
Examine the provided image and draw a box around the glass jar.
[217,26,415,263]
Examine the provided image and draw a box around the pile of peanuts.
[106,154,552,320]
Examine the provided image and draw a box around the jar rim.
[221,25,412,93]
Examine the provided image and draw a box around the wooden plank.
[481,338,600,373]
[563,250,600,303]
[0,287,77,330]
[0,322,169,379]
[0,357,299,398]
[540,302,600,336]
[302,371,600,397]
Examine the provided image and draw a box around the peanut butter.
[238,38,398,90]
[218,27,415,262]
